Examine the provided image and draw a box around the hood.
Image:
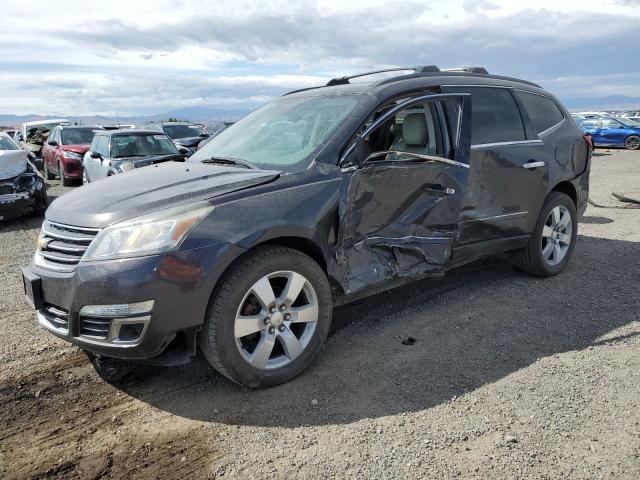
[173,136,205,148]
[62,144,90,154]
[0,150,28,180]
[46,161,281,227]
[112,153,185,167]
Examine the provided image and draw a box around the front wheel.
[513,192,577,277]
[199,245,332,388]
[44,160,55,180]
[624,135,640,150]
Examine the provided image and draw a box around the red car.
[42,125,103,185]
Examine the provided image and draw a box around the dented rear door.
[333,94,472,295]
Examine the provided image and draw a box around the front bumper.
[22,242,245,360]
[0,192,43,221]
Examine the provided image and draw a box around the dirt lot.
[1,150,639,479]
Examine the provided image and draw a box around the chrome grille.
[37,221,100,271]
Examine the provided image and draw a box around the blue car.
[579,117,640,150]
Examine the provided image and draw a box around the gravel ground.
[1,150,639,479]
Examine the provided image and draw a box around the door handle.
[425,184,456,195]
[523,161,545,169]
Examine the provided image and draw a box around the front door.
[333,94,472,295]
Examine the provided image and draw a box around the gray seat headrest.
[402,113,428,146]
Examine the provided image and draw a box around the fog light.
[80,300,154,318]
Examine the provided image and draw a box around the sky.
[0,0,639,116]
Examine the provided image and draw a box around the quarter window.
[465,88,526,145]
[514,91,564,134]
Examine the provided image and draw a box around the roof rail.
[326,67,418,86]
[325,65,490,86]
[441,67,489,74]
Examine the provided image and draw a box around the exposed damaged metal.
[0,144,48,221]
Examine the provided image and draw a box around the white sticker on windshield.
[153,135,168,140]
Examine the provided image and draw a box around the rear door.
[333,93,471,295]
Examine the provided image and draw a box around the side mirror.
[48,140,58,147]
[178,147,191,155]
[199,133,209,138]
[90,151,102,159]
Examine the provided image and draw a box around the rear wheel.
[199,246,332,388]
[624,135,640,150]
[513,192,577,277]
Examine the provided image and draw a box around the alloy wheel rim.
[625,136,640,150]
[234,271,319,370]
[541,205,572,266]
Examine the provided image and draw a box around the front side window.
[362,101,446,161]
[94,136,110,156]
[61,128,98,145]
[601,118,624,128]
[110,134,178,157]
[190,94,360,171]
[465,87,526,145]
[514,91,564,134]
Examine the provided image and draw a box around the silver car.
[82,130,187,183]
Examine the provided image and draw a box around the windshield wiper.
[200,156,257,169]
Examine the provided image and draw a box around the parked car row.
[571,110,640,150]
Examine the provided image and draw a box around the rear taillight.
[583,134,594,151]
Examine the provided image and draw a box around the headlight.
[118,160,135,172]
[63,151,83,160]
[83,203,214,261]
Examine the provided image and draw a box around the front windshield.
[0,136,18,150]
[61,128,98,145]
[110,134,178,157]
[190,94,359,171]
[163,125,204,139]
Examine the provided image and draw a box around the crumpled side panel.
[332,162,465,294]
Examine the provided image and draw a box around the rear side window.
[466,88,526,145]
[514,91,565,134]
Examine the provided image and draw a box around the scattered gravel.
[1,150,639,479]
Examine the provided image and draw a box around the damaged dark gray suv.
[22,66,591,387]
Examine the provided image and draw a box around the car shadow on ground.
[93,233,639,427]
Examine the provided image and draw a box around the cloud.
[0,1,639,115]
[462,0,499,13]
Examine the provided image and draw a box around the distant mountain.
[2,94,640,128]
[0,107,250,128]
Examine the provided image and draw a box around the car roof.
[58,125,103,130]
[95,129,166,136]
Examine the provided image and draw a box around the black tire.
[624,135,640,150]
[513,192,577,277]
[44,161,55,180]
[199,245,332,388]
[59,161,73,187]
